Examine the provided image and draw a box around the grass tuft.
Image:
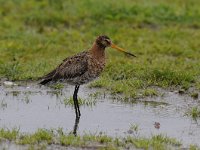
[187,107,200,120]
[0,128,19,141]
[63,96,96,107]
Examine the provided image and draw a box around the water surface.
[0,83,199,147]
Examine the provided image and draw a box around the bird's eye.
[101,40,107,45]
[105,39,110,44]
[105,39,108,42]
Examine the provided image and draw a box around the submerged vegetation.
[0,0,199,98]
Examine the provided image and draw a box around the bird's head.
[96,35,112,48]
[95,35,136,57]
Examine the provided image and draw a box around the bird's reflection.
[73,116,80,136]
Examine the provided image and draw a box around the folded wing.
[40,51,88,85]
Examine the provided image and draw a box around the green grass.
[0,128,191,150]
[0,128,19,141]
[17,129,53,145]
[0,0,200,98]
[190,92,199,99]
[187,106,200,120]
[63,96,96,107]
[50,83,64,90]
[190,145,200,150]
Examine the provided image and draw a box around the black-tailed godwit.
[40,35,136,117]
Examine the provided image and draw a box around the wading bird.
[40,35,136,117]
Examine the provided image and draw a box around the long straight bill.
[111,43,136,57]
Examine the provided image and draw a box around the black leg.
[73,85,78,116]
[73,115,80,136]
[75,85,80,116]
[73,85,81,117]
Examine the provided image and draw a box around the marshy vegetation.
[0,128,185,150]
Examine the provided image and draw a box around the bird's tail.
[39,69,56,85]
[40,78,52,85]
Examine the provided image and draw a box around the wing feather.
[40,51,89,84]
[53,52,88,80]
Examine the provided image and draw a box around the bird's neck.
[89,43,105,61]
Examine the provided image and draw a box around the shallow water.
[0,83,200,147]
